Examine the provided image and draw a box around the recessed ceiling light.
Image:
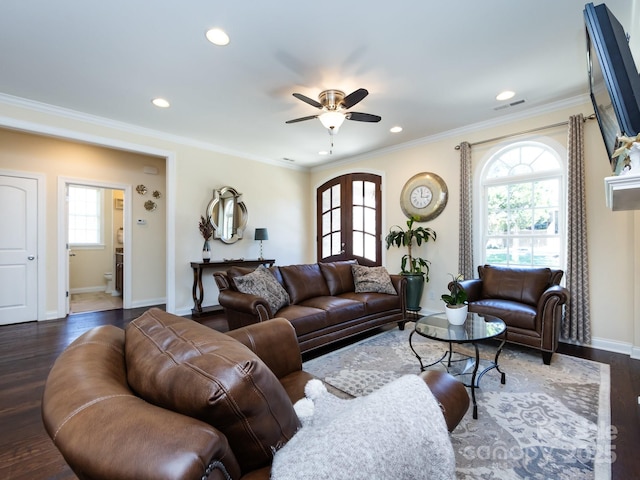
[205,28,230,46]
[318,151,329,155]
[151,98,170,108]
[390,126,403,133]
[496,90,516,101]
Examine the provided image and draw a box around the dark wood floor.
[1,307,638,479]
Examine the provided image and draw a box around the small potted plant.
[441,273,468,325]
[385,216,436,312]
[199,215,214,262]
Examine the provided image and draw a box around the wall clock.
[400,172,448,221]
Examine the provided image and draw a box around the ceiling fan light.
[319,111,346,133]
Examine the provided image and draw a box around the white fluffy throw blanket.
[271,375,455,480]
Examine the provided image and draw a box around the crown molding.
[0,93,306,172]
[313,94,591,172]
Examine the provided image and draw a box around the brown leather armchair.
[459,265,569,365]
[42,308,469,480]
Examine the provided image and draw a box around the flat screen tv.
[584,2,640,173]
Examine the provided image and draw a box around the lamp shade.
[254,228,269,241]
[319,111,346,133]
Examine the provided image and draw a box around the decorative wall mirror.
[206,186,248,244]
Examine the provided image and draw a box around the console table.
[190,259,275,317]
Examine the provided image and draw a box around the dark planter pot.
[403,273,425,312]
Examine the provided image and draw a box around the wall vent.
[493,98,526,111]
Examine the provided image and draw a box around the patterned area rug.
[303,323,612,480]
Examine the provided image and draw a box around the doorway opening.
[67,184,125,314]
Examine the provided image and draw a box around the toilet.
[104,272,114,295]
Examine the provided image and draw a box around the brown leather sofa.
[214,261,407,353]
[459,265,569,365]
[42,308,469,480]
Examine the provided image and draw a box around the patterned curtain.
[458,141,474,280]
[563,114,591,344]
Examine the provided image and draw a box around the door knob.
[27,256,35,260]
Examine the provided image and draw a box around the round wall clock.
[400,172,448,222]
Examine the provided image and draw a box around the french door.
[316,173,381,266]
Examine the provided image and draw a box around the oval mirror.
[206,186,248,244]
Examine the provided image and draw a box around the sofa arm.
[539,284,569,307]
[420,371,469,432]
[226,318,302,379]
[458,278,483,302]
[218,290,272,323]
[42,325,242,480]
[390,274,407,311]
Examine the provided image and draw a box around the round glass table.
[409,311,507,419]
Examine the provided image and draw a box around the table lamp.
[254,228,268,260]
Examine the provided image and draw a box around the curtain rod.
[454,113,596,150]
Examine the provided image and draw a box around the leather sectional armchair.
[42,308,469,480]
[459,265,569,364]
[214,260,407,353]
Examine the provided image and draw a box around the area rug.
[303,324,612,480]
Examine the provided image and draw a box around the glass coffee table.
[409,312,507,419]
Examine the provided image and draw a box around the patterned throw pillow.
[351,265,397,295]
[235,265,291,315]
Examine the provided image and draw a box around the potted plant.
[385,216,436,312]
[199,215,214,262]
[441,273,468,325]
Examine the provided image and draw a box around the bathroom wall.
[69,188,124,294]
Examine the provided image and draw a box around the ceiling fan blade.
[285,115,318,124]
[292,93,323,109]
[346,112,381,123]
[340,88,368,109]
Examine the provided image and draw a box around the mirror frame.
[206,186,248,244]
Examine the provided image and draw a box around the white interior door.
[0,175,38,325]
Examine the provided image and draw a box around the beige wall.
[311,102,638,355]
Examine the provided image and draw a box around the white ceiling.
[0,0,637,168]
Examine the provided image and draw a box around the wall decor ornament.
[144,200,156,211]
[400,172,448,222]
[136,184,147,195]
[152,190,162,198]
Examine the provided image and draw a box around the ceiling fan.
[286,88,381,134]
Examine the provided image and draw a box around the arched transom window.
[481,141,565,268]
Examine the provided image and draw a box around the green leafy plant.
[384,217,436,277]
[441,273,467,307]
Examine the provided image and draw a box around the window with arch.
[316,173,381,266]
[481,141,564,268]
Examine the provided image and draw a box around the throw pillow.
[125,308,300,473]
[351,264,397,295]
[271,375,455,480]
[234,265,290,315]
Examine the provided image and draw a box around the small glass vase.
[202,240,211,263]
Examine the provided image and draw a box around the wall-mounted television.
[584,2,640,173]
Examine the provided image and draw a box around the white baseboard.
[129,297,167,309]
[589,336,633,356]
[69,286,106,294]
